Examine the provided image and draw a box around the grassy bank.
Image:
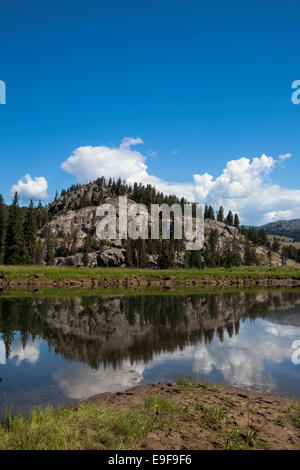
[0,381,299,450]
[1,265,300,284]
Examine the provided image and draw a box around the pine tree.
[231,237,242,266]
[0,194,6,264]
[267,242,272,266]
[125,239,134,267]
[83,234,91,267]
[226,210,233,226]
[234,213,240,228]
[281,246,287,266]
[272,239,280,253]
[46,230,55,266]
[189,249,202,268]
[138,240,147,268]
[184,250,191,268]
[208,206,215,220]
[217,206,224,222]
[222,243,233,268]
[4,193,24,265]
[158,240,174,268]
[36,201,48,229]
[244,239,258,265]
[23,200,37,264]
[71,230,78,255]
[36,238,44,265]
[205,229,219,267]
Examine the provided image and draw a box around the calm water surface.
[0,289,300,418]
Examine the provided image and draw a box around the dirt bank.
[82,381,300,450]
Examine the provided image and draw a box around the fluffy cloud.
[61,138,300,224]
[10,174,50,201]
[61,137,194,201]
[278,152,292,161]
[61,137,148,184]
[193,153,300,225]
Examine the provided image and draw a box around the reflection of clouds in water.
[54,361,145,400]
[265,324,300,338]
[54,318,300,399]
[193,320,298,390]
[146,320,298,392]
[0,340,5,364]
[10,340,41,366]
[192,342,269,389]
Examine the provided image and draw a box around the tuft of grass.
[0,400,166,450]
[143,394,188,417]
[196,402,229,428]
[176,375,200,391]
[222,426,263,450]
[286,402,300,429]
[0,393,190,450]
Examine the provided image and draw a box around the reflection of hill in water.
[267,308,300,327]
[1,290,300,369]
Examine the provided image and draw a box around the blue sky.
[0,0,300,224]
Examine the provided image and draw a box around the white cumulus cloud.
[10,174,51,201]
[61,137,195,201]
[61,138,149,184]
[193,154,300,225]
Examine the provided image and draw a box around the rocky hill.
[34,181,299,268]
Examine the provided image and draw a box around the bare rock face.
[46,207,97,243]
[55,253,84,267]
[98,247,126,267]
[254,245,300,267]
[148,254,159,267]
[55,247,126,267]
[204,218,244,250]
[42,196,147,244]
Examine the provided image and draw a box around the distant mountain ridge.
[259,219,300,231]
[257,219,300,242]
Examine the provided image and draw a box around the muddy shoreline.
[84,381,298,408]
[2,274,300,289]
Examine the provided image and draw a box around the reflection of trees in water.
[120,295,188,327]
[0,290,299,369]
[0,298,44,359]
